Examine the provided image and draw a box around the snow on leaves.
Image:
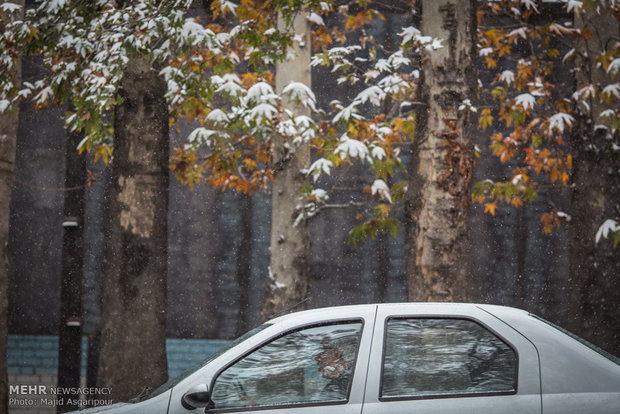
[371,179,392,204]
[335,135,370,162]
[306,158,333,182]
[0,0,229,160]
[596,219,620,246]
[514,93,535,110]
[547,112,574,134]
[474,0,620,239]
[8,0,615,245]
[282,81,317,111]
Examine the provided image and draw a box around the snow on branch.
[305,158,333,182]
[596,219,620,245]
[335,134,370,163]
[547,112,574,133]
[515,93,535,110]
[371,179,392,204]
[282,81,317,111]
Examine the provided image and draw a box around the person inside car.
[314,339,351,400]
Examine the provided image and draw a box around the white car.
[78,303,620,413]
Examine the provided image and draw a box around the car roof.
[267,302,528,325]
[269,302,620,390]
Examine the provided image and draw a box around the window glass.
[143,325,268,402]
[211,322,363,409]
[381,318,516,399]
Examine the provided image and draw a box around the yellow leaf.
[242,158,257,170]
[484,202,498,216]
[511,196,524,208]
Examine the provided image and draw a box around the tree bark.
[406,0,477,302]
[97,58,169,401]
[261,12,311,320]
[569,3,620,356]
[0,1,23,411]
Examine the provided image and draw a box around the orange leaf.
[511,196,524,208]
[484,202,498,216]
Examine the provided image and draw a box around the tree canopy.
[2,0,617,246]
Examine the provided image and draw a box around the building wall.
[7,335,228,413]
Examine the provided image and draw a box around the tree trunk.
[406,0,477,302]
[0,1,23,411]
[569,4,620,356]
[57,128,87,413]
[97,58,169,401]
[261,12,311,320]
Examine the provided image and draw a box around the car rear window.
[381,318,517,400]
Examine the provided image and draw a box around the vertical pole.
[57,130,86,412]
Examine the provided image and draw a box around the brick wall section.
[7,335,88,375]
[166,338,230,377]
[6,335,230,413]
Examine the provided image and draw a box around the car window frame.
[378,315,520,403]
[208,318,366,413]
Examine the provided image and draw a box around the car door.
[362,304,541,414]
[167,306,377,414]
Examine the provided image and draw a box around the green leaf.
[511,110,526,127]
[348,224,370,247]
[492,88,506,99]
[524,186,538,202]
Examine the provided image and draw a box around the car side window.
[211,321,363,410]
[381,318,517,399]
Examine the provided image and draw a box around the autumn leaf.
[479,108,494,131]
[242,158,257,170]
[511,196,524,208]
[484,202,498,216]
